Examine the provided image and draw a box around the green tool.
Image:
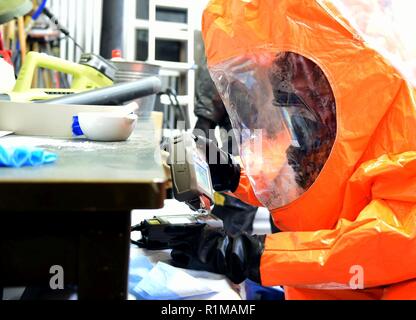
[2,51,116,102]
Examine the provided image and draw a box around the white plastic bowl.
[77,112,138,142]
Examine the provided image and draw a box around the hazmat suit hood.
[202,0,416,232]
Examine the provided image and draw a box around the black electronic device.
[132,133,223,250]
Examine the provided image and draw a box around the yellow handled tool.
[1,51,116,102]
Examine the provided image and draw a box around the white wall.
[193,0,211,31]
[48,0,210,61]
[48,0,103,62]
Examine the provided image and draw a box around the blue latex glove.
[0,145,58,168]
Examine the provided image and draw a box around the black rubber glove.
[193,135,241,192]
[165,224,265,284]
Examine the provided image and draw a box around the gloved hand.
[193,135,241,192]
[165,224,265,284]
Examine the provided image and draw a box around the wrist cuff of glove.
[247,234,266,284]
[227,233,265,285]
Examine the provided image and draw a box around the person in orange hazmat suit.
[164,0,416,300]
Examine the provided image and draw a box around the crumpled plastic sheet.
[128,255,219,300]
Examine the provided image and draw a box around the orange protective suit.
[203,0,416,299]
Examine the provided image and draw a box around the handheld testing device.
[132,133,223,250]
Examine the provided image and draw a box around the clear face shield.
[210,51,337,209]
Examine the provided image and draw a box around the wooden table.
[0,118,166,300]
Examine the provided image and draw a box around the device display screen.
[164,217,194,224]
[194,159,211,192]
